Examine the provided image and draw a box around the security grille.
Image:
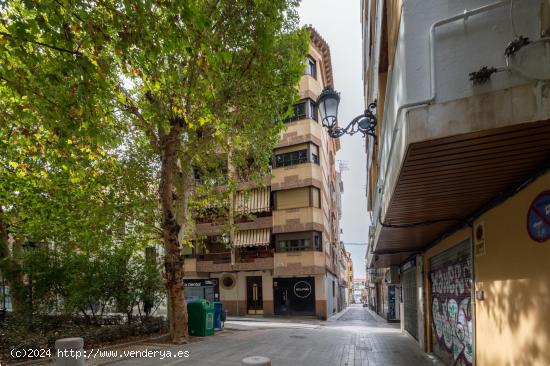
[402,267,418,339]
[429,240,473,366]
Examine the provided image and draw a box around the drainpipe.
[376,1,510,364]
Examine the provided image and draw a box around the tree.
[0,0,308,342]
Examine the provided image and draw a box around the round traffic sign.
[527,190,550,243]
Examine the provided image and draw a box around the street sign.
[527,190,550,243]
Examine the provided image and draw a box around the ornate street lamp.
[316,87,377,140]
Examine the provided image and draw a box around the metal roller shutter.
[429,240,473,366]
[402,267,418,340]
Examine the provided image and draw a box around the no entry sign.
[527,190,550,243]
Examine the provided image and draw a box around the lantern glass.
[317,87,340,129]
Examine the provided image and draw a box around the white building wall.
[373,0,545,229]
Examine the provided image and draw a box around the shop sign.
[527,190,550,243]
[400,257,416,272]
[293,281,312,299]
[183,279,218,287]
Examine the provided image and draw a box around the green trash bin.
[187,299,215,336]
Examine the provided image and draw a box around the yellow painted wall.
[424,171,550,366]
[474,172,550,366]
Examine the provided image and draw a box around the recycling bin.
[213,301,223,330]
[187,299,215,336]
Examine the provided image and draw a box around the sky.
[298,0,370,279]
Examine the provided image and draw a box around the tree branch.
[0,31,83,56]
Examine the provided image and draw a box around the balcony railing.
[197,252,231,264]
[237,248,274,263]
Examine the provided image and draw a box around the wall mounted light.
[316,87,377,140]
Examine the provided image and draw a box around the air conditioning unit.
[385,266,399,284]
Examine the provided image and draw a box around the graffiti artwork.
[430,258,473,366]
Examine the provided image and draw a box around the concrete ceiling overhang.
[372,119,550,267]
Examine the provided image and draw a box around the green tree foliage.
[0,0,308,342]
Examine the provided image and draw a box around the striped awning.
[233,228,271,247]
[235,187,270,213]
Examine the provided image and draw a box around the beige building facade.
[363,1,550,365]
[183,28,346,320]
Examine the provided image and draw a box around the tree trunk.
[159,124,188,344]
[0,211,25,314]
[227,143,236,267]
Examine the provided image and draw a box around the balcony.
[196,251,232,273]
[196,215,273,237]
[369,3,550,267]
[234,247,274,271]
[195,248,274,273]
[237,247,273,262]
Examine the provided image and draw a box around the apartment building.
[182,27,345,320]
[362,1,550,365]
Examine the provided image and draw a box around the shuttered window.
[275,187,310,209]
[274,187,320,210]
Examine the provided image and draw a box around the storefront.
[273,277,315,316]
[183,278,219,303]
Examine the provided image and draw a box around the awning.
[235,187,270,213]
[233,228,271,247]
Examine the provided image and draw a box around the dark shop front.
[273,277,315,316]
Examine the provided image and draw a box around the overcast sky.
[298,0,369,279]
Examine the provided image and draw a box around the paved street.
[106,305,441,366]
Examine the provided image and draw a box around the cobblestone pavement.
[95,305,442,366]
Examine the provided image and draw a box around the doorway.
[246,276,263,315]
[273,277,315,316]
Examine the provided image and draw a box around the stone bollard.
[55,337,85,366]
[241,356,271,366]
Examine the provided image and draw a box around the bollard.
[55,337,85,366]
[241,356,271,366]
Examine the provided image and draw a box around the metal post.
[55,337,85,366]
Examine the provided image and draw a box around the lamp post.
[316,87,377,141]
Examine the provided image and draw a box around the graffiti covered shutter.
[402,267,418,340]
[429,240,473,366]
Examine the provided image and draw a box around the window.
[284,99,317,123]
[274,149,307,168]
[305,56,317,79]
[277,238,311,252]
[314,232,322,251]
[311,187,321,208]
[275,231,322,252]
[311,144,319,165]
[273,143,320,168]
[274,187,321,210]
